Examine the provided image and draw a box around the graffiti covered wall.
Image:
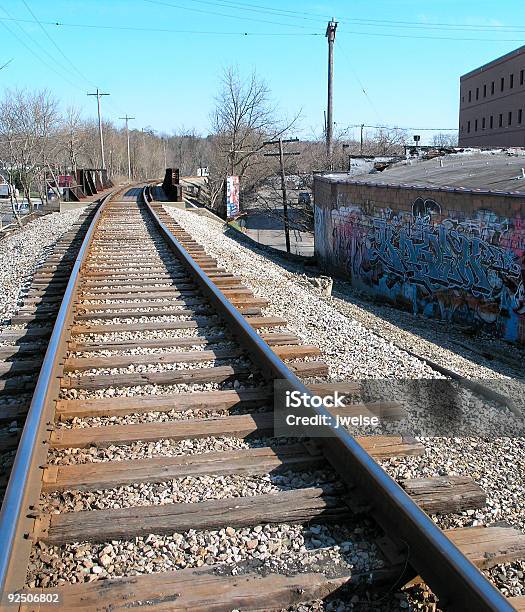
[314,178,525,345]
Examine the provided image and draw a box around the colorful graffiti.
[315,196,525,344]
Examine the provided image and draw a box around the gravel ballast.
[164,205,525,599]
[0,208,88,506]
[0,208,87,323]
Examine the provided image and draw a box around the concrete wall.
[314,177,525,345]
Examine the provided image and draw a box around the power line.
[1,3,84,84]
[0,16,320,36]
[337,28,525,43]
[176,0,323,23]
[168,0,525,33]
[142,0,525,36]
[335,39,383,124]
[21,0,97,88]
[142,1,525,41]
[0,6,82,90]
[0,14,524,42]
[142,0,315,29]
[338,16,525,33]
[0,57,13,71]
[347,124,457,132]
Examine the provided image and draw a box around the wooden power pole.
[263,137,300,253]
[119,114,135,180]
[326,19,338,170]
[88,88,110,169]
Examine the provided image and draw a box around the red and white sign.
[225,176,240,219]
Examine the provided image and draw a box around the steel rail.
[0,191,115,596]
[142,186,513,611]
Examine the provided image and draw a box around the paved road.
[239,209,314,256]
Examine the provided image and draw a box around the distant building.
[459,46,525,147]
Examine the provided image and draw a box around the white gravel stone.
[0,208,87,322]
[26,520,383,588]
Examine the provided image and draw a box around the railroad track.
[0,185,523,610]
[0,199,108,500]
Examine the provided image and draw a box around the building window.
[482,117,486,129]
[521,70,524,85]
[467,120,471,133]
[475,119,478,131]
[508,111,512,125]
[490,115,494,129]
[491,81,495,94]
[519,109,523,124]
[476,87,479,100]
[510,73,514,88]
[499,113,503,127]
[483,84,487,97]
[501,77,505,91]
[468,90,472,102]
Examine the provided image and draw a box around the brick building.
[313,153,525,345]
[459,46,525,147]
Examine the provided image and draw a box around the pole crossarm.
[263,137,299,146]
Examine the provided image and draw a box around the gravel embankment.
[164,205,525,599]
[0,208,88,505]
[0,209,87,323]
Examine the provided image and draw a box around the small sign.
[225,175,240,219]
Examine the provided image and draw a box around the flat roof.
[461,45,525,81]
[317,150,525,196]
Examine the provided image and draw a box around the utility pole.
[325,18,338,170]
[87,88,110,169]
[263,137,300,254]
[360,123,365,154]
[119,114,135,180]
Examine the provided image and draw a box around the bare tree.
[431,132,458,147]
[209,66,300,210]
[0,88,60,221]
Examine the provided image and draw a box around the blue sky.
[1,0,525,143]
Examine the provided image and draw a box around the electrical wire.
[21,0,98,88]
[1,4,88,86]
[0,13,523,42]
[171,0,324,23]
[142,0,316,29]
[348,124,457,131]
[335,39,383,124]
[0,6,82,90]
[144,0,525,34]
[337,28,525,43]
[0,16,321,36]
